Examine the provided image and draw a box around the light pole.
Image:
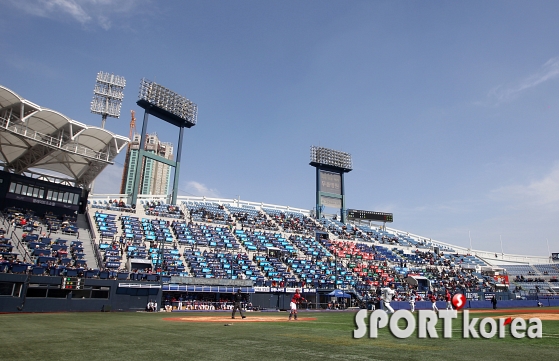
[90,71,126,129]
[131,79,197,206]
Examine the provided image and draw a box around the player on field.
[429,293,439,312]
[289,289,306,321]
[381,284,396,314]
[408,292,416,313]
[232,289,247,319]
[445,290,453,310]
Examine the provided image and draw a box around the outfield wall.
[0,273,161,313]
[3,270,556,313]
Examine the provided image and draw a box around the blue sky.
[2,0,559,257]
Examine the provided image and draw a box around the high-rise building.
[120,133,173,196]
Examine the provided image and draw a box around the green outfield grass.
[0,309,557,361]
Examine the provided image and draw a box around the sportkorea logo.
[354,294,542,339]
[452,294,465,310]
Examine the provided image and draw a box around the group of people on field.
[380,284,456,313]
[231,288,307,321]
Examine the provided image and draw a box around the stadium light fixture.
[130,78,198,207]
[90,71,126,128]
[310,146,352,171]
[137,78,197,128]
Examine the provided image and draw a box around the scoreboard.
[347,209,393,223]
[61,277,82,290]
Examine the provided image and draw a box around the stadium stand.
[2,83,557,312]
[3,194,559,312]
[3,190,559,313]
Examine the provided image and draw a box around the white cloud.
[52,0,91,23]
[96,14,111,31]
[182,181,220,198]
[490,163,559,210]
[488,56,559,104]
[6,0,143,30]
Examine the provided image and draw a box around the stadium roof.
[0,85,129,190]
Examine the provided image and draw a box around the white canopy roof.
[0,85,129,190]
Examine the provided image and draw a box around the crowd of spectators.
[1,223,23,272]
[268,212,322,235]
[9,201,559,303]
[232,210,277,231]
[144,202,182,218]
[515,275,546,283]
[189,206,229,224]
[91,199,135,213]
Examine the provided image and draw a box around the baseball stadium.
[0,82,558,361]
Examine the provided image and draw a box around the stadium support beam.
[129,79,197,206]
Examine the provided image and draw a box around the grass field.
[1,308,558,361]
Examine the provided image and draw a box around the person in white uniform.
[408,293,416,313]
[381,284,396,314]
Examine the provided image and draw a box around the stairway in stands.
[76,213,99,269]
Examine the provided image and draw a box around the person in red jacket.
[289,289,306,321]
[445,291,453,310]
[429,293,439,312]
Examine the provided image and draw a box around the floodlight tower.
[130,78,197,206]
[90,71,126,128]
[309,146,352,223]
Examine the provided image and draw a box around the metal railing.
[0,116,112,162]
[9,230,33,264]
[84,206,104,269]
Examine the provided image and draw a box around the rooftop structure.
[0,85,129,190]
